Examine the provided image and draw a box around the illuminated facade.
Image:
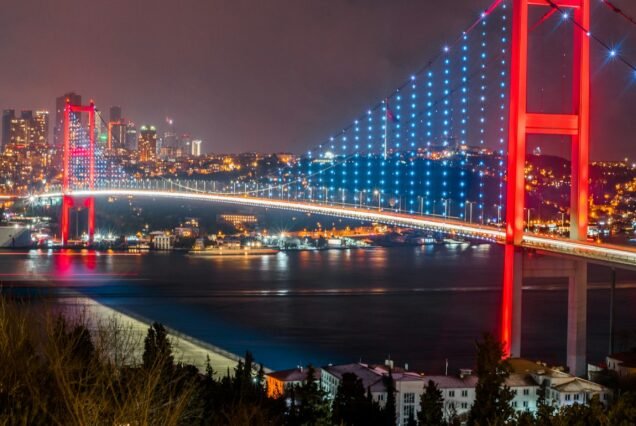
[54,92,81,147]
[138,125,157,162]
[191,139,202,157]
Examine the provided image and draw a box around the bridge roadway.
[36,189,636,268]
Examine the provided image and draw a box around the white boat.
[443,237,469,246]
[0,226,32,248]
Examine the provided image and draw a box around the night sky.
[1,0,635,159]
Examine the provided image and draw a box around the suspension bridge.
[17,0,636,370]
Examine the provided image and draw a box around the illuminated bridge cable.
[601,0,636,27]
[544,0,636,73]
[233,51,510,201]
[265,0,508,193]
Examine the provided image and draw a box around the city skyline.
[1,0,635,159]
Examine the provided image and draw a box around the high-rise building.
[2,110,15,148]
[8,116,29,148]
[125,122,138,151]
[181,133,192,157]
[109,106,122,123]
[3,110,49,149]
[32,111,49,146]
[107,106,126,150]
[138,125,157,162]
[192,139,202,157]
[54,92,81,147]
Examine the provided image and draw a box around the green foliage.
[331,372,384,426]
[608,392,636,425]
[287,365,331,425]
[418,379,445,426]
[383,369,397,426]
[468,333,515,426]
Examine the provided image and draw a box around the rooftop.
[267,367,319,382]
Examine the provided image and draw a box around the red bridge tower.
[506,0,590,245]
[60,99,96,245]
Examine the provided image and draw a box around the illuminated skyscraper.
[138,125,157,162]
[32,111,49,145]
[109,106,122,123]
[192,139,202,157]
[8,116,29,148]
[54,92,81,147]
[125,122,137,151]
[2,110,15,148]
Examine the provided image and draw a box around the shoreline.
[56,294,262,375]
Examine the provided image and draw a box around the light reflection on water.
[2,244,636,371]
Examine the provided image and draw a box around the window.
[404,393,415,404]
[403,405,414,425]
[512,389,518,395]
[574,394,579,401]
[461,402,468,409]
[523,389,529,396]
[461,390,468,397]
[565,394,571,401]
[378,394,385,402]
[523,401,528,408]
[448,390,455,397]
[536,388,541,395]
[512,401,517,408]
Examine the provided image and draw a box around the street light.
[374,189,381,211]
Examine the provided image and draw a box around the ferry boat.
[188,245,278,257]
[0,226,33,248]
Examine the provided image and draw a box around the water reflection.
[1,245,636,372]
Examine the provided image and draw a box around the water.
[2,244,636,372]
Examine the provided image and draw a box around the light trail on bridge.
[34,189,636,267]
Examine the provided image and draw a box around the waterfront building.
[152,233,174,250]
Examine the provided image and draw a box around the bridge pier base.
[510,253,589,376]
[567,261,588,377]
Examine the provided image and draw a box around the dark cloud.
[0,0,635,159]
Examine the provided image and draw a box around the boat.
[188,245,278,256]
[0,225,33,248]
[443,237,469,246]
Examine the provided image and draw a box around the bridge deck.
[37,190,636,267]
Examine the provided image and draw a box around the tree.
[142,322,174,372]
[332,372,385,425]
[383,369,397,426]
[417,379,444,426]
[609,392,636,425]
[535,379,555,425]
[291,365,331,426]
[467,333,514,426]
